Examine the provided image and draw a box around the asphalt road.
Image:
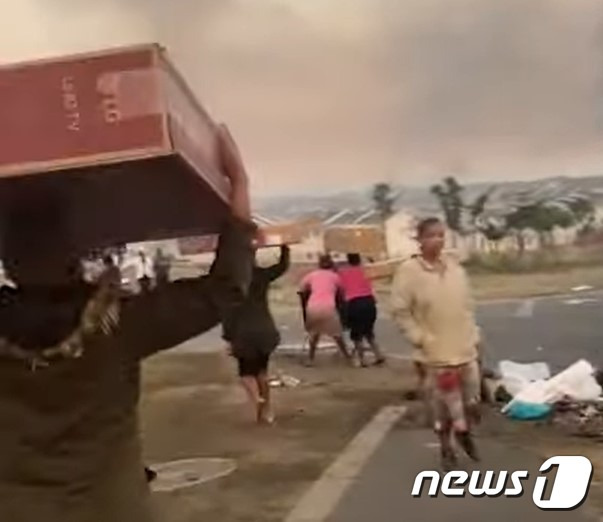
[475,291,603,372]
[174,290,603,373]
[168,290,603,521]
[272,289,603,373]
[327,428,595,522]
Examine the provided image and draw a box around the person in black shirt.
[226,244,290,424]
[0,124,256,522]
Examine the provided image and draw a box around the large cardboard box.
[364,260,398,280]
[259,220,319,247]
[324,225,386,257]
[178,219,316,255]
[0,43,229,253]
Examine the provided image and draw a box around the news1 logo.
[412,456,593,510]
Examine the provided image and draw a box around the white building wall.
[384,211,418,260]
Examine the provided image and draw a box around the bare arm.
[261,245,291,282]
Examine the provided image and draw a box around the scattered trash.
[269,373,301,388]
[506,401,553,421]
[499,360,551,397]
[150,458,237,493]
[501,360,602,420]
[572,285,594,293]
[494,384,513,404]
[536,346,544,352]
[553,400,603,440]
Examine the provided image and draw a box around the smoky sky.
[1,0,603,194]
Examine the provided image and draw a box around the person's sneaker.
[455,432,480,462]
[145,467,157,483]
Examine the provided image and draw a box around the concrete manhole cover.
[150,457,237,493]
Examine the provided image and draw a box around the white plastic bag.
[545,359,601,402]
[502,359,601,413]
[499,360,551,396]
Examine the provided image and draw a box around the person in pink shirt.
[338,253,385,367]
[300,255,351,365]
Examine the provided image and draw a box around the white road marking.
[285,405,406,522]
[572,285,594,293]
[564,298,599,306]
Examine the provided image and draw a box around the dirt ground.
[140,350,412,522]
[469,265,603,301]
[139,349,603,521]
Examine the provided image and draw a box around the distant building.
[383,210,418,260]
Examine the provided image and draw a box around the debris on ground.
[498,360,602,421]
[553,400,603,440]
[494,384,513,404]
[499,360,551,397]
[150,457,237,493]
[269,373,301,388]
[506,401,553,421]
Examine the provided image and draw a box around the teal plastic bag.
[506,401,553,420]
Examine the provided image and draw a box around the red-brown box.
[324,225,387,257]
[0,43,230,252]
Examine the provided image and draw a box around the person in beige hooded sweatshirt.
[391,217,481,470]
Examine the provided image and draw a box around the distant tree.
[468,188,495,228]
[566,197,595,222]
[482,223,507,241]
[505,201,574,251]
[478,219,508,251]
[430,176,464,236]
[565,197,596,235]
[372,182,396,221]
